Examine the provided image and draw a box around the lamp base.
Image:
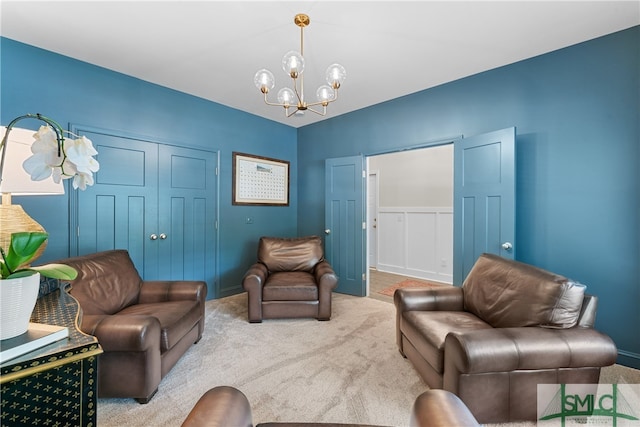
[0,196,47,266]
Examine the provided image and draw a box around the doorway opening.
[366,144,454,299]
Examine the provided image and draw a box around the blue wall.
[2,26,638,368]
[297,27,639,368]
[1,37,298,298]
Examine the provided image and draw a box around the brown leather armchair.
[182,386,480,427]
[395,253,618,423]
[60,250,207,403]
[242,236,338,322]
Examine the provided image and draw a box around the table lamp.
[0,125,65,262]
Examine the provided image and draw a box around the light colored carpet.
[97,292,639,427]
[97,293,427,426]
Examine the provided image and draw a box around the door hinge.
[362,170,366,178]
[215,219,218,230]
[362,273,366,282]
[215,166,219,176]
[76,226,80,237]
[362,222,366,230]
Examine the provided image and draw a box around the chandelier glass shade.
[254,14,346,117]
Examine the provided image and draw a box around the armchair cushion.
[258,236,324,272]
[403,311,491,373]
[263,271,318,301]
[463,253,586,328]
[118,300,201,352]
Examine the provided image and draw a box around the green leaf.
[4,232,48,272]
[0,260,9,278]
[1,232,78,280]
[4,270,40,279]
[29,264,78,280]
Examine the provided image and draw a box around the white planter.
[0,273,40,340]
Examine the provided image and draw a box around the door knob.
[150,234,158,240]
[324,229,331,235]
[501,242,513,251]
[159,233,167,240]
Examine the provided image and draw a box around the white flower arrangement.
[23,125,100,190]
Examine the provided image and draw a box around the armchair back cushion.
[63,250,142,315]
[258,236,324,273]
[462,253,586,329]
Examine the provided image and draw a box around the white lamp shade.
[0,126,65,195]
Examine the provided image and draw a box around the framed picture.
[232,152,290,206]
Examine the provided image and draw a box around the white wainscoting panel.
[376,207,453,283]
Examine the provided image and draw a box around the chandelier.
[254,13,346,117]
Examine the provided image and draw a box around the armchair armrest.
[411,389,480,427]
[395,287,464,353]
[394,286,465,313]
[314,260,338,291]
[444,327,618,376]
[242,263,269,323]
[138,280,207,304]
[242,263,269,294]
[81,314,161,352]
[181,386,252,427]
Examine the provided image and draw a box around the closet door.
[72,127,218,295]
[157,145,217,288]
[73,131,159,279]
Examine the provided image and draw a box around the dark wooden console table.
[0,283,103,427]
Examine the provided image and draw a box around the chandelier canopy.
[254,14,346,118]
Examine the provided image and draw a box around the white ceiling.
[1,1,638,128]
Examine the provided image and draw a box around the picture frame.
[232,152,290,206]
